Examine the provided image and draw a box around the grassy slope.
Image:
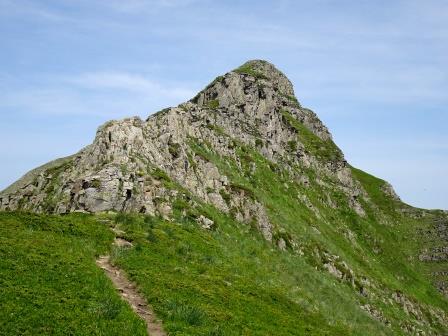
[111,213,383,335]
[106,133,447,334]
[1,115,447,335]
[0,212,147,336]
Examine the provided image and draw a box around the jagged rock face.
[0,60,368,239]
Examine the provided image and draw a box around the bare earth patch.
[96,255,166,336]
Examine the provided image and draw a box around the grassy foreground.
[1,210,384,336]
[0,212,147,336]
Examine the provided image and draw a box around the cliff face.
[0,60,364,238]
[1,60,448,334]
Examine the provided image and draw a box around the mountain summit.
[1,60,448,334]
[0,59,341,223]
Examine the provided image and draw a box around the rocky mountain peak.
[191,59,296,112]
[1,60,358,232]
[235,59,295,95]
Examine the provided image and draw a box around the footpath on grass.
[96,221,166,336]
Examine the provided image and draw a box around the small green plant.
[120,164,129,175]
[273,230,293,250]
[153,107,171,117]
[146,229,158,243]
[219,189,231,205]
[91,179,101,189]
[281,109,343,162]
[152,168,171,182]
[207,99,220,110]
[280,92,300,107]
[287,140,297,152]
[229,183,255,199]
[144,215,156,228]
[168,142,182,158]
[115,212,136,225]
[100,297,122,319]
[205,76,224,90]
[166,301,205,326]
[206,124,226,135]
[234,64,268,80]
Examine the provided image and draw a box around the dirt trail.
[96,224,166,336]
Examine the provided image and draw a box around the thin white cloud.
[294,63,448,106]
[0,0,69,22]
[0,72,196,117]
[87,0,204,13]
[68,71,196,102]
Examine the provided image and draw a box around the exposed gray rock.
[323,262,343,279]
[197,215,214,230]
[382,182,401,201]
[361,304,390,326]
[392,291,423,320]
[0,60,373,240]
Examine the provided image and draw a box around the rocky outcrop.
[0,60,370,241]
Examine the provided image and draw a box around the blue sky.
[0,0,447,209]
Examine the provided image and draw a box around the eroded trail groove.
[96,255,166,336]
[96,220,166,335]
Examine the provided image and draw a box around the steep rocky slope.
[1,60,447,334]
[0,61,360,233]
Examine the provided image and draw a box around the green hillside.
[0,212,147,335]
[1,138,446,335]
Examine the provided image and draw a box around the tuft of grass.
[91,179,101,189]
[168,142,182,158]
[281,109,343,162]
[234,64,268,80]
[152,167,171,182]
[207,99,220,110]
[204,76,224,90]
[287,139,297,152]
[166,300,206,326]
[280,92,301,107]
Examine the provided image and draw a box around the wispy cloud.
[77,0,205,14]
[296,64,448,105]
[0,0,68,22]
[68,71,194,97]
[0,72,196,117]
